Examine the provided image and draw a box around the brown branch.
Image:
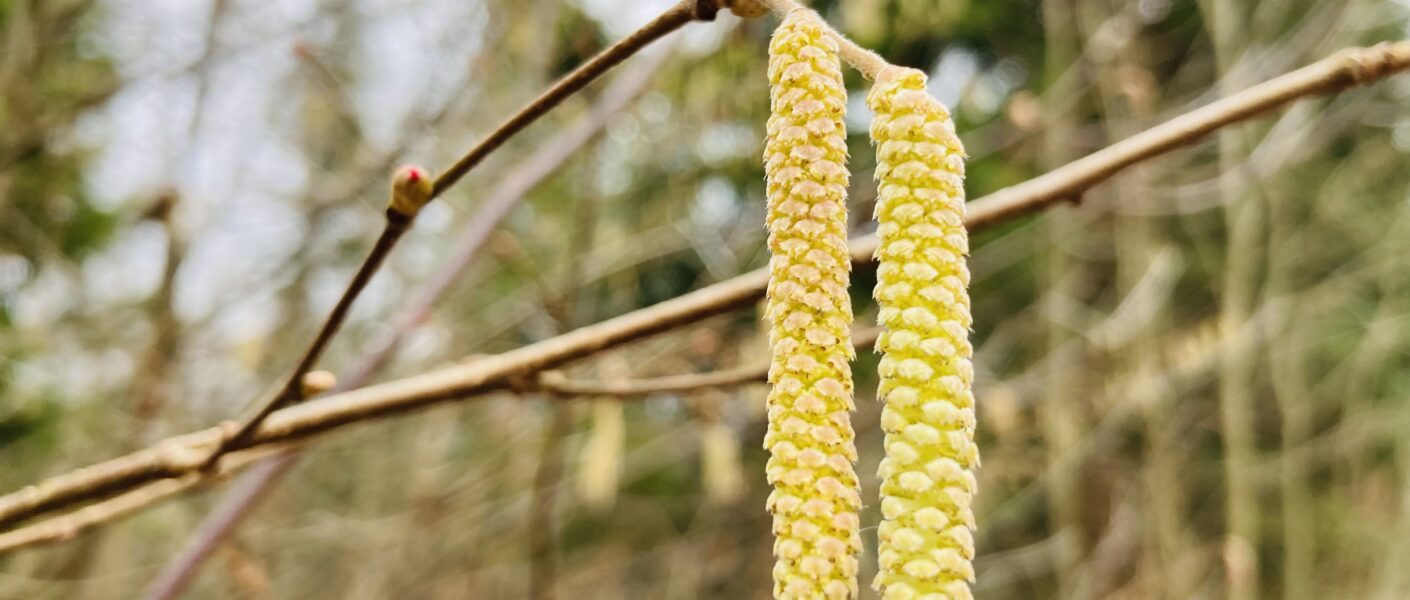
[429,0,714,199]
[3,40,1408,548]
[967,41,1410,229]
[130,192,186,438]
[536,328,881,397]
[203,0,714,469]
[209,210,413,464]
[0,446,287,554]
[137,36,684,600]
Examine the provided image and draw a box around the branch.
[138,38,684,600]
[536,329,881,397]
[430,0,715,198]
[4,326,874,555]
[0,446,287,554]
[204,0,715,469]
[3,40,1408,549]
[209,207,415,464]
[966,41,1410,229]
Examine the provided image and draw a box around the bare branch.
[137,33,685,600]
[430,0,714,198]
[536,329,881,397]
[209,210,414,464]
[202,0,714,469]
[0,447,287,554]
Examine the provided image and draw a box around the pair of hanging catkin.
[762,10,975,600]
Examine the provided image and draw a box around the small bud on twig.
[300,370,338,397]
[388,165,434,218]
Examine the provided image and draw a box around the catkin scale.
[868,67,978,600]
[762,11,862,600]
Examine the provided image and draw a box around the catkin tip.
[389,164,434,218]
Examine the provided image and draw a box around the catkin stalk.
[762,10,863,600]
[868,66,979,600]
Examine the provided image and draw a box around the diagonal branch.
[139,39,685,600]
[137,28,688,600]
[2,39,1408,552]
[0,446,289,553]
[208,209,415,464]
[204,0,717,471]
[535,329,882,397]
[430,0,715,197]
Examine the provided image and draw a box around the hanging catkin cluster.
[868,66,978,600]
[761,10,863,600]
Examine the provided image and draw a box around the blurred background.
[3,0,1410,598]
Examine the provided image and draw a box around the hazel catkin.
[867,66,978,600]
[762,10,862,600]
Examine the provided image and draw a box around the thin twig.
[138,36,683,600]
[2,40,1408,546]
[1203,3,1262,598]
[537,328,881,397]
[203,0,712,469]
[210,212,413,464]
[139,455,295,600]
[130,192,185,442]
[9,320,853,551]
[0,447,286,554]
[429,0,712,198]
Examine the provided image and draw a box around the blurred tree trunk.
[1266,104,1314,600]
[1040,1,1090,596]
[1200,0,1263,598]
[1078,2,1198,596]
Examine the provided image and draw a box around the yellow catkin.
[762,10,862,600]
[868,66,978,600]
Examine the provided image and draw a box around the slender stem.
[1268,152,1314,600]
[430,0,704,198]
[138,28,685,600]
[537,328,880,396]
[1038,0,1087,592]
[211,0,705,468]
[210,213,411,465]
